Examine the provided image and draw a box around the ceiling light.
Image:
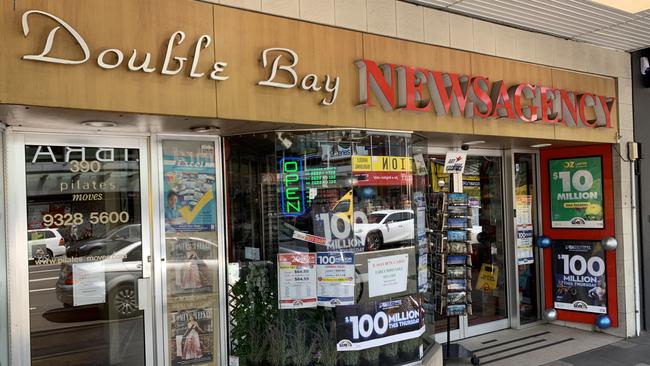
[462,140,485,146]
[81,120,117,127]
[531,143,552,148]
[190,126,221,134]
[591,0,650,13]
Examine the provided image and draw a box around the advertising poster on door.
[170,307,214,365]
[549,157,603,228]
[316,252,355,307]
[552,240,607,314]
[168,238,215,296]
[278,253,317,309]
[336,295,425,351]
[163,141,217,232]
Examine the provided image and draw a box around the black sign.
[336,295,424,351]
[552,240,607,314]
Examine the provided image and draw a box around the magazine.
[170,308,214,365]
[168,238,216,296]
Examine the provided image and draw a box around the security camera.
[461,144,469,151]
[641,56,650,76]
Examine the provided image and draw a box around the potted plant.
[267,320,289,366]
[398,338,421,361]
[361,347,380,366]
[339,350,360,366]
[289,320,316,366]
[382,342,400,364]
[314,323,338,366]
[246,321,270,366]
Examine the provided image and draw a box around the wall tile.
[449,13,473,51]
[335,0,366,31]
[300,0,335,25]
[396,1,424,42]
[618,77,632,105]
[472,19,495,55]
[367,0,396,37]
[262,0,300,18]
[613,51,632,79]
[513,28,536,63]
[423,7,449,47]
[494,24,515,59]
[534,33,555,66]
[220,0,262,11]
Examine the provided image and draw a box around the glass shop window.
[224,131,432,366]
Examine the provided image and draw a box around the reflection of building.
[0,2,640,366]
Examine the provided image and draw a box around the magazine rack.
[429,189,480,365]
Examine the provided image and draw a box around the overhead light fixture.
[462,140,485,146]
[531,143,552,148]
[591,0,650,13]
[190,126,221,134]
[81,120,117,128]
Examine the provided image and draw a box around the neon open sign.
[280,157,306,216]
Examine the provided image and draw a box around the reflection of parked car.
[354,210,414,251]
[56,241,143,318]
[66,224,141,257]
[57,237,219,318]
[28,228,65,260]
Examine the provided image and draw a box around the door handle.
[137,278,150,311]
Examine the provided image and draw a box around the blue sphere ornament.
[537,236,552,249]
[596,314,612,329]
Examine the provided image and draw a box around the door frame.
[151,134,228,366]
[507,149,545,329]
[6,128,154,366]
[428,146,511,339]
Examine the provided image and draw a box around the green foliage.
[267,320,289,366]
[383,341,400,358]
[314,322,338,366]
[398,337,421,355]
[339,350,360,366]
[289,320,316,366]
[230,262,278,366]
[361,346,381,362]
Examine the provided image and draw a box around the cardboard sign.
[443,152,467,174]
[476,264,499,291]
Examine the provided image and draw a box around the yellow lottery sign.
[352,156,412,172]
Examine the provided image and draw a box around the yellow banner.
[352,156,412,172]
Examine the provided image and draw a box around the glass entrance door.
[431,152,509,341]
[10,135,152,366]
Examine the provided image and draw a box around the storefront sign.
[257,48,340,105]
[353,172,412,186]
[280,157,306,217]
[549,156,604,228]
[356,59,615,128]
[277,253,317,309]
[443,151,467,173]
[552,240,607,314]
[336,295,425,351]
[368,253,409,298]
[21,10,229,80]
[316,252,355,307]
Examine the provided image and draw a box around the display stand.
[429,175,480,365]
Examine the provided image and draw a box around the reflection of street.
[29,263,145,366]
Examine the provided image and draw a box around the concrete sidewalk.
[545,333,650,366]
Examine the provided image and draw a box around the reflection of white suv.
[28,228,65,259]
[354,210,414,251]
